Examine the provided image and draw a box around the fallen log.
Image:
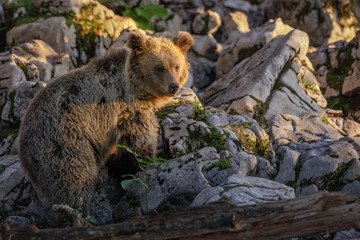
[2,191,360,240]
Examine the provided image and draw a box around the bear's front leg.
[115,105,159,175]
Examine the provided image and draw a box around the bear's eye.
[157,66,165,72]
[175,66,180,71]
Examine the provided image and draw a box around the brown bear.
[18,30,194,221]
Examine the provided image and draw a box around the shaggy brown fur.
[18,31,194,215]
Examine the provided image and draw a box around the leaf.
[135,178,148,189]
[134,17,149,30]
[121,179,135,190]
[155,157,167,163]
[117,144,137,157]
[139,3,168,19]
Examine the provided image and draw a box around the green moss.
[231,122,271,159]
[207,158,232,172]
[254,138,272,159]
[322,115,329,124]
[0,127,19,142]
[16,62,30,80]
[252,99,269,128]
[191,100,213,121]
[326,45,355,93]
[199,15,210,35]
[18,47,38,58]
[185,126,228,153]
[169,126,181,131]
[155,107,177,119]
[302,78,320,94]
[322,159,354,191]
[236,44,262,64]
[327,95,357,118]
[295,1,312,23]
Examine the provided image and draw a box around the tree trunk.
[2,191,360,240]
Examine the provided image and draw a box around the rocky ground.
[0,0,360,239]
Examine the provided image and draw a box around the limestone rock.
[191,175,295,207]
[0,155,25,205]
[157,101,272,161]
[275,146,300,185]
[0,56,26,90]
[205,30,326,120]
[151,14,182,34]
[192,9,221,35]
[340,180,360,198]
[188,55,216,93]
[5,216,30,230]
[334,229,360,240]
[0,40,68,123]
[170,87,199,105]
[222,11,250,43]
[261,0,358,46]
[11,40,70,82]
[1,81,46,123]
[33,0,95,13]
[6,17,77,64]
[216,18,293,78]
[270,113,360,194]
[6,1,137,66]
[223,0,252,12]
[309,31,360,122]
[125,146,277,215]
[192,34,221,60]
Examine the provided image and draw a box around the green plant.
[71,3,107,36]
[236,44,262,64]
[322,115,329,124]
[191,100,214,121]
[117,145,167,190]
[231,122,272,159]
[207,158,232,171]
[302,79,320,94]
[185,126,228,154]
[122,3,167,30]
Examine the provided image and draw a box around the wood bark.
[2,191,360,240]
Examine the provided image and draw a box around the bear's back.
[19,47,131,166]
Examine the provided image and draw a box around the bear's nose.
[169,83,179,94]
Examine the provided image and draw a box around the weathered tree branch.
[3,191,360,240]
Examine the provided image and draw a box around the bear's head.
[126,30,194,108]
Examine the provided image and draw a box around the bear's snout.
[169,83,179,95]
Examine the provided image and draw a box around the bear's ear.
[127,31,148,54]
[173,31,194,54]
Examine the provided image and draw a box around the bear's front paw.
[52,204,92,228]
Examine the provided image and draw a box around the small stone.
[226,96,257,116]
[275,147,300,185]
[6,216,30,230]
[300,184,318,196]
[192,34,221,59]
[334,229,360,240]
[340,180,360,198]
[192,9,221,35]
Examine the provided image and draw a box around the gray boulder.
[205,29,326,120]
[191,175,295,207]
[270,113,360,194]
